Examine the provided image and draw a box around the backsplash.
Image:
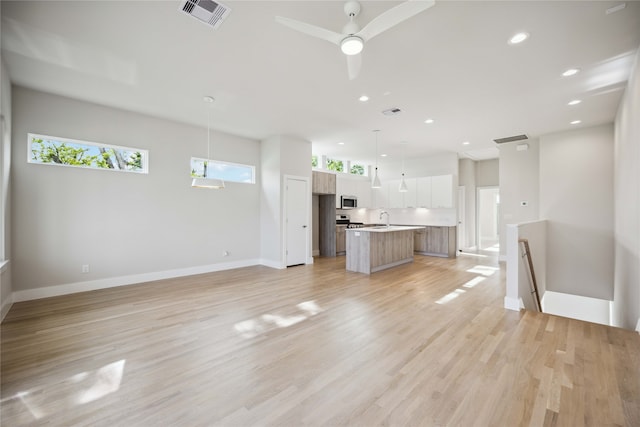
[337,208,457,227]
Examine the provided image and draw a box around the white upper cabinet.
[388,179,403,208]
[416,177,433,208]
[356,179,372,208]
[431,175,454,208]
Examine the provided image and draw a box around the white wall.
[0,56,13,320]
[498,139,540,258]
[376,152,459,180]
[259,134,312,267]
[539,124,614,300]
[11,87,261,297]
[475,159,499,187]
[613,48,640,331]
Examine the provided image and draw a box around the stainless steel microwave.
[340,196,357,209]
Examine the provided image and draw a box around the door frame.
[457,186,465,252]
[283,174,312,266]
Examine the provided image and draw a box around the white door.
[457,186,465,252]
[286,177,308,266]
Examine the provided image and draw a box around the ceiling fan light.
[341,36,363,55]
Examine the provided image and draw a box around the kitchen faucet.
[380,211,390,228]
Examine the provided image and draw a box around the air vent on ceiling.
[493,134,529,144]
[382,107,402,116]
[179,0,231,30]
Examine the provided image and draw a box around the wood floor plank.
[1,253,639,426]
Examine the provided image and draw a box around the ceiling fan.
[275,0,435,80]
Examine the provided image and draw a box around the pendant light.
[371,130,382,188]
[192,96,225,189]
[399,142,408,192]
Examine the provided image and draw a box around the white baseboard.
[306,257,314,265]
[259,259,285,270]
[312,249,320,257]
[504,296,522,312]
[1,293,13,322]
[13,259,262,302]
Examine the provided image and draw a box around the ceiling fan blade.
[358,0,435,42]
[347,53,362,80]
[275,16,343,46]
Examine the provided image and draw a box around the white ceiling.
[2,1,639,166]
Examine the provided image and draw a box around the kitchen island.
[346,226,425,274]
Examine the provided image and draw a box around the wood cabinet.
[336,225,346,254]
[312,171,336,195]
[414,226,457,258]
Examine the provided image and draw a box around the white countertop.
[345,226,426,233]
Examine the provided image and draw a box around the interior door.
[286,177,308,266]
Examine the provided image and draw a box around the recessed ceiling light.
[568,99,582,106]
[424,118,434,124]
[338,142,345,145]
[359,95,369,102]
[508,32,529,45]
[562,68,580,77]
[380,154,387,157]
[570,120,582,125]
[462,141,470,146]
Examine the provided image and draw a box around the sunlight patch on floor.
[467,265,499,276]
[234,300,324,339]
[1,360,126,422]
[435,289,466,305]
[462,276,486,289]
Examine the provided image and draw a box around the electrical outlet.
[82,264,90,273]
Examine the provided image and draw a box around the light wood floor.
[1,253,639,426]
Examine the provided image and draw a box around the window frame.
[190,157,256,184]
[27,133,149,174]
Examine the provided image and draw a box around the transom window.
[28,133,148,173]
[190,157,255,184]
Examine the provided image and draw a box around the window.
[350,164,365,176]
[190,157,255,184]
[28,133,148,173]
[311,155,318,168]
[326,158,344,172]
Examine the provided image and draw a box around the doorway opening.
[477,187,500,252]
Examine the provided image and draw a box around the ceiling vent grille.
[493,134,529,144]
[179,0,231,30]
[382,107,402,116]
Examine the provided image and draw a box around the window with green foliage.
[326,158,344,172]
[191,157,255,184]
[28,133,148,173]
[350,164,365,175]
[311,155,318,168]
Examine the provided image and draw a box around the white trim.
[312,249,320,257]
[1,292,13,322]
[504,296,522,311]
[260,259,285,269]
[498,255,507,262]
[13,259,261,302]
[0,259,8,273]
[636,317,640,334]
[306,256,314,264]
